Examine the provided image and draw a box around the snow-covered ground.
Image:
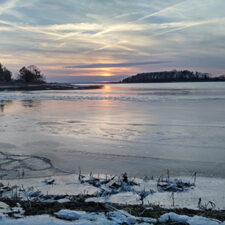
[0,173,225,224]
[0,173,225,210]
[0,209,224,225]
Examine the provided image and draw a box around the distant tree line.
[0,64,12,82]
[0,63,45,84]
[122,70,225,83]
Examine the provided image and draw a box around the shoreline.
[121,80,225,84]
[0,83,103,91]
[1,149,225,180]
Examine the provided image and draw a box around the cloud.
[0,0,19,16]
[0,0,225,80]
[66,61,169,69]
[151,17,225,37]
[135,1,184,22]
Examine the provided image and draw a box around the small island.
[0,63,103,91]
[122,70,225,83]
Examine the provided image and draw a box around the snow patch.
[1,210,224,225]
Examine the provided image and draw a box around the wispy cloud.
[135,1,185,22]
[0,0,19,15]
[66,61,169,69]
[151,17,225,37]
[0,0,225,79]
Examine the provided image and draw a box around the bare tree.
[18,65,45,83]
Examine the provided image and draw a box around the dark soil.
[1,198,224,221]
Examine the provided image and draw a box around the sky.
[0,0,225,82]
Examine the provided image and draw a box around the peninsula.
[0,63,103,91]
[122,70,225,83]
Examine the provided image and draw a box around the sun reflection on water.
[103,85,111,91]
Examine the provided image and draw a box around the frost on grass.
[0,172,224,210]
[0,172,225,224]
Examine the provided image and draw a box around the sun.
[99,67,113,76]
[101,73,112,77]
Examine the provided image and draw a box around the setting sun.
[100,68,113,76]
[101,73,112,77]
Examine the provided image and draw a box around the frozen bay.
[0,82,225,178]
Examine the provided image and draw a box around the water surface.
[1,82,225,178]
